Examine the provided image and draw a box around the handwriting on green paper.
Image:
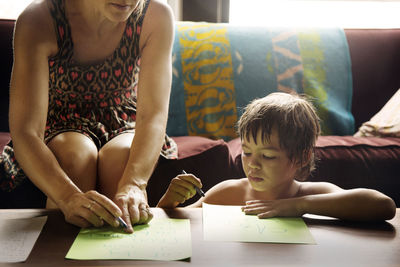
[203,203,315,244]
[65,218,191,261]
[78,224,149,239]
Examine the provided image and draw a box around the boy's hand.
[241,199,304,218]
[157,173,203,208]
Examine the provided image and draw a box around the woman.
[1,0,176,233]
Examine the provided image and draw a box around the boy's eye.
[263,155,275,160]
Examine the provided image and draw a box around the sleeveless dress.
[0,0,177,191]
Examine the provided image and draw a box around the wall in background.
[229,0,400,28]
[181,0,229,23]
[167,0,182,21]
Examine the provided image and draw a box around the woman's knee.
[47,132,98,190]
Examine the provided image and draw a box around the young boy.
[157,92,396,221]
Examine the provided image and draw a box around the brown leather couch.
[1,19,399,208]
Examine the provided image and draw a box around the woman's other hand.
[114,184,153,233]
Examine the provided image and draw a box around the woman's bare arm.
[114,1,175,221]
[10,2,81,207]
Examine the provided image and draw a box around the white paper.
[203,203,315,244]
[0,216,47,262]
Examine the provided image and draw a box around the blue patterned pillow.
[167,22,354,140]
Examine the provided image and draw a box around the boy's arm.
[244,182,396,221]
[298,185,396,221]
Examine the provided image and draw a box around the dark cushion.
[227,136,400,206]
[311,136,400,206]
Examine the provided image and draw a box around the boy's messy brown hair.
[237,92,321,181]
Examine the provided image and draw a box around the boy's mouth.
[248,176,264,183]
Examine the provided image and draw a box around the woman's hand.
[114,184,153,233]
[157,173,203,208]
[58,190,123,229]
[242,199,304,219]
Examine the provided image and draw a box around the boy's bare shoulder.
[203,178,248,205]
[297,181,343,197]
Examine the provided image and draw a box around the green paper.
[203,203,315,244]
[66,218,191,261]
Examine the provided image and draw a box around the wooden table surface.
[1,208,399,267]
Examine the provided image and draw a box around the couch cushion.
[227,136,400,206]
[312,136,400,189]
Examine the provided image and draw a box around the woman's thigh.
[47,131,98,192]
[97,133,134,199]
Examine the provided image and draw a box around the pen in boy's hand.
[195,186,206,198]
[182,170,205,197]
[117,216,128,229]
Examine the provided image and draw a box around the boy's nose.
[248,158,261,169]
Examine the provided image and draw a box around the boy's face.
[241,128,299,193]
